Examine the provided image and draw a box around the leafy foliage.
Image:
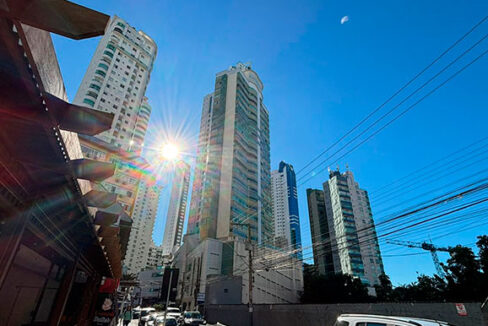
[302,235,488,303]
[301,265,370,303]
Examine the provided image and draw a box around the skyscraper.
[74,15,159,274]
[188,63,272,244]
[271,161,302,258]
[124,180,163,274]
[162,161,191,256]
[306,188,335,276]
[320,168,384,292]
[73,15,157,154]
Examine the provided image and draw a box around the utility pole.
[162,264,174,326]
[231,222,253,326]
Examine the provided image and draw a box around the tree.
[301,271,370,304]
[388,275,445,302]
[476,235,488,275]
[442,245,484,301]
[374,273,393,301]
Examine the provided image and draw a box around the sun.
[160,143,179,160]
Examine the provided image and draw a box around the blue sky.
[53,0,488,285]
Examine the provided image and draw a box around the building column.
[48,257,79,326]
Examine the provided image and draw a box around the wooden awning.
[72,159,115,182]
[0,0,109,40]
[84,190,117,208]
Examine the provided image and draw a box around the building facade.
[162,161,191,257]
[73,15,157,155]
[174,238,303,311]
[188,63,272,245]
[0,3,124,324]
[322,168,384,292]
[146,244,164,269]
[74,15,160,275]
[79,135,142,216]
[306,189,335,276]
[124,180,163,274]
[271,161,302,258]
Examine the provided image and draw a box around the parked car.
[182,311,206,326]
[334,314,454,326]
[155,316,178,326]
[138,308,157,325]
[165,307,182,319]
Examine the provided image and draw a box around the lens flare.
[160,143,179,160]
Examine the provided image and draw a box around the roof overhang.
[0,0,109,40]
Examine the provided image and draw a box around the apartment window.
[103,50,114,58]
[83,98,95,107]
[95,70,106,77]
[98,63,109,70]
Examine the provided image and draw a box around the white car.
[334,314,454,326]
[165,307,181,319]
[154,316,178,326]
[182,311,206,326]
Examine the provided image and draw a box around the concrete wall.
[205,302,486,326]
[206,276,243,305]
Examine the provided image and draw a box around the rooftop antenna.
[336,164,340,171]
[346,163,349,171]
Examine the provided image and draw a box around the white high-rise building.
[146,243,164,269]
[271,161,302,256]
[187,63,272,245]
[124,180,163,274]
[73,15,157,154]
[322,168,384,293]
[74,15,159,275]
[162,161,191,257]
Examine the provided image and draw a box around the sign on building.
[455,303,468,316]
[197,292,205,303]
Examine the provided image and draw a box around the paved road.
[117,319,139,326]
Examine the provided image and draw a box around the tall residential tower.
[321,168,384,292]
[124,180,163,274]
[306,188,335,276]
[162,161,191,257]
[74,16,159,274]
[73,15,157,154]
[271,161,302,258]
[188,63,272,244]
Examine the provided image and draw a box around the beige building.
[73,16,157,155]
[124,180,163,274]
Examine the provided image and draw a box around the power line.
[258,174,488,262]
[298,46,488,187]
[368,136,488,195]
[259,182,488,265]
[295,15,488,177]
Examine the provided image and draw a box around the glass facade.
[187,63,271,244]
